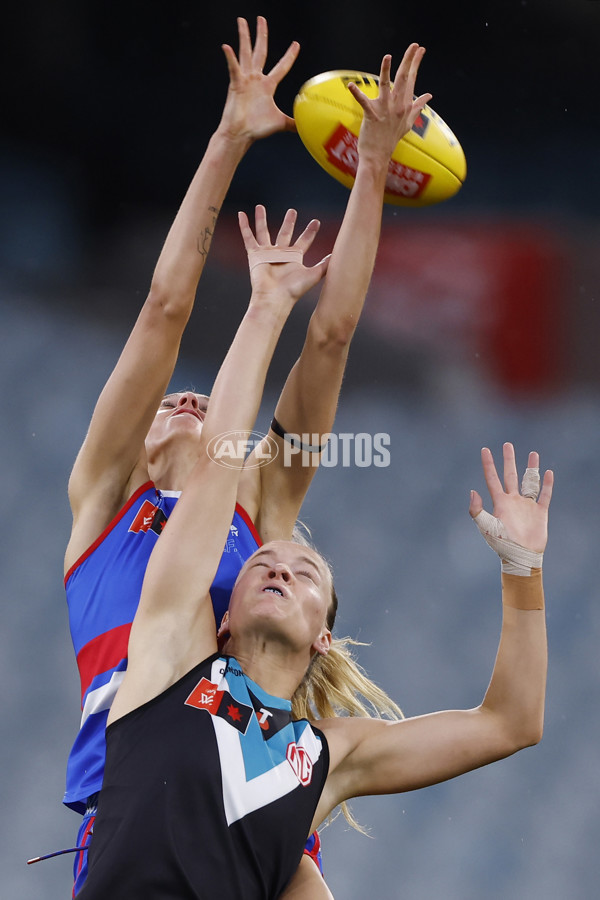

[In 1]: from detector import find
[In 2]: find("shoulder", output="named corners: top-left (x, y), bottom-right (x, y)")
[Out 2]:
top-left (65, 475), bottom-right (155, 576)
top-left (315, 716), bottom-right (392, 770)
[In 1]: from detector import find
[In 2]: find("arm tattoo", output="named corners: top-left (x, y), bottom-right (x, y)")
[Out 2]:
top-left (196, 206), bottom-right (219, 261)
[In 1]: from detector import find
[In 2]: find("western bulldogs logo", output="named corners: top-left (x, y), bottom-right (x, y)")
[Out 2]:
top-left (129, 500), bottom-right (168, 535)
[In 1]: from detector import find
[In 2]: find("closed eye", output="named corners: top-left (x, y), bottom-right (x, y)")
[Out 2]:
top-left (297, 570), bottom-right (316, 582)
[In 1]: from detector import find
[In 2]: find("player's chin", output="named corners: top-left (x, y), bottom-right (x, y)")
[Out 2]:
top-left (170, 416), bottom-right (204, 433)
top-left (250, 595), bottom-right (291, 624)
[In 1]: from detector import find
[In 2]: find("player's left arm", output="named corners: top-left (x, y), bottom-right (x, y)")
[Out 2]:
top-left (315, 445), bottom-right (553, 819)
top-left (247, 46), bottom-right (431, 541)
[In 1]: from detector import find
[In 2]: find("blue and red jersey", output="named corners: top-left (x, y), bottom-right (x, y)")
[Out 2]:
top-left (64, 481), bottom-right (261, 813)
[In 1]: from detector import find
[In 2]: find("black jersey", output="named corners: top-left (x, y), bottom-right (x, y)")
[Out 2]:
top-left (78, 653), bottom-right (329, 900)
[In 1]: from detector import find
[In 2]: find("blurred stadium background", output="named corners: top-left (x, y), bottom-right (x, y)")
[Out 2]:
top-left (2, 2), bottom-right (599, 898)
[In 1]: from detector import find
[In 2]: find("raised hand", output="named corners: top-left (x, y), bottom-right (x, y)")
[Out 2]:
top-left (238, 205), bottom-right (331, 301)
top-left (470, 444), bottom-right (554, 572)
top-left (347, 45), bottom-right (432, 164)
top-left (219, 16), bottom-right (299, 142)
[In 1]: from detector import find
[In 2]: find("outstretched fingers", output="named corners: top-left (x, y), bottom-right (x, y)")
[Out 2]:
top-left (252, 204), bottom-right (272, 245)
top-left (269, 206), bottom-right (322, 255)
top-left (247, 206), bottom-right (321, 255)
top-left (274, 208), bottom-right (298, 247)
top-left (473, 443), bottom-right (553, 562)
top-left (348, 43), bottom-right (431, 134)
top-left (392, 43), bottom-right (421, 90)
top-left (239, 209), bottom-right (329, 298)
top-left (239, 206), bottom-right (323, 272)
top-left (251, 15), bottom-right (268, 71)
top-left (406, 91), bottom-right (433, 132)
top-left (480, 443), bottom-right (554, 510)
top-left (221, 42), bottom-right (240, 81)
top-left (480, 446), bottom-right (504, 503)
top-left (346, 81), bottom-right (370, 113)
top-left (393, 44), bottom-right (425, 98)
top-left (378, 53), bottom-right (393, 91)
top-left (236, 17), bottom-right (253, 70)
top-left (394, 45), bottom-right (431, 125)
top-left (346, 54), bottom-right (393, 115)
top-left (237, 210), bottom-right (259, 252)
top-left (224, 17), bottom-right (298, 94)
top-left (538, 469), bottom-right (554, 510)
top-left (502, 442), bottom-right (520, 494)
top-left (469, 489), bottom-right (484, 519)
top-left (293, 217), bottom-right (321, 255)
top-left (267, 39), bottom-right (301, 84)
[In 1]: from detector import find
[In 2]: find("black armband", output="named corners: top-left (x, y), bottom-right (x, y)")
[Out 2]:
top-left (270, 417), bottom-right (328, 453)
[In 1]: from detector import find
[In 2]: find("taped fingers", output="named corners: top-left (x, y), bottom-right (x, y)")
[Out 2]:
top-left (521, 466), bottom-right (541, 500)
top-left (248, 247), bottom-right (304, 270)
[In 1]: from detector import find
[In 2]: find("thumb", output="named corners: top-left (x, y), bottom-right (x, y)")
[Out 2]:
top-left (296, 255), bottom-right (331, 297)
top-left (282, 114), bottom-right (298, 133)
top-left (312, 254), bottom-right (332, 282)
top-left (347, 82), bottom-right (369, 113)
top-left (304, 254), bottom-right (331, 288)
top-left (469, 489), bottom-right (483, 519)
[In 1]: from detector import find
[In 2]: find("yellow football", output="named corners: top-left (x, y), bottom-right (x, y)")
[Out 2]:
top-left (293, 70), bottom-right (466, 207)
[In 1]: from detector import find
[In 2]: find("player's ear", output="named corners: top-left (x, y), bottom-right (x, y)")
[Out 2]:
top-left (217, 611), bottom-right (230, 644)
top-left (312, 629), bottom-right (331, 657)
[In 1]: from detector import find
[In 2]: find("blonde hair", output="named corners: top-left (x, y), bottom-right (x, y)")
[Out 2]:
top-left (292, 637), bottom-right (403, 722)
top-left (290, 538), bottom-right (404, 834)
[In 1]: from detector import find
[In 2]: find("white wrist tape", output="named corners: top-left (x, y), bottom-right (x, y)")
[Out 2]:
top-left (472, 509), bottom-right (543, 576)
top-left (248, 247), bottom-right (303, 270)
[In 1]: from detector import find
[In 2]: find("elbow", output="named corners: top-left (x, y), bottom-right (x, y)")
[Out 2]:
top-left (310, 316), bottom-right (357, 356)
top-left (145, 281), bottom-right (194, 326)
top-left (504, 714), bottom-right (545, 754)
top-left (520, 717), bottom-right (545, 749)
top-left (480, 705), bottom-right (545, 757)
top-left (516, 702), bottom-right (546, 749)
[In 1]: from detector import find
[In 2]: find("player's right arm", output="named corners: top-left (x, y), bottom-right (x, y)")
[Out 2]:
top-left (65, 17), bottom-right (299, 570)
top-left (109, 218), bottom-right (328, 720)
top-left (241, 48), bottom-right (431, 539)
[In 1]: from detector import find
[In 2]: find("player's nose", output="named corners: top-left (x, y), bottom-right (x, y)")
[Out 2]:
top-left (269, 564), bottom-right (292, 582)
top-left (177, 392), bottom-right (199, 409)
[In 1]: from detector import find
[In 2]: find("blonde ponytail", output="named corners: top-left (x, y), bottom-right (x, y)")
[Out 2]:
top-left (286, 533), bottom-right (403, 832)
top-left (292, 636), bottom-right (403, 834)
top-left (292, 637), bottom-right (402, 722)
